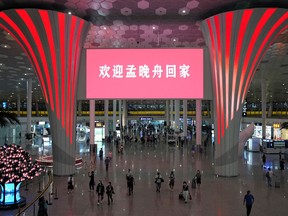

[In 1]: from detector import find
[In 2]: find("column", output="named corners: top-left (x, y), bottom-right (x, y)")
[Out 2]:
top-left (174, 100), bottom-right (180, 132)
top-left (0, 9), bottom-right (91, 175)
top-left (104, 100), bottom-right (109, 139)
top-left (113, 100), bottom-right (117, 132)
top-left (165, 100), bottom-right (169, 129)
top-left (183, 100), bottom-right (188, 137)
top-left (26, 78), bottom-right (32, 135)
top-left (118, 100), bottom-right (122, 129)
top-left (89, 100), bottom-right (95, 145)
top-left (261, 78), bottom-right (267, 139)
top-left (170, 100), bottom-right (174, 128)
top-left (196, 99), bottom-right (202, 146)
top-left (122, 100), bottom-right (127, 128)
top-left (17, 94), bottom-right (20, 117)
top-left (201, 8), bottom-right (288, 176)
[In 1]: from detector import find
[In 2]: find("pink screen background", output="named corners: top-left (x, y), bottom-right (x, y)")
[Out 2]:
top-left (86, 49), bottom-right (203, 99)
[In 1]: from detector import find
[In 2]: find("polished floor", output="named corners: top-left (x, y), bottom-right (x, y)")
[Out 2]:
top-left (3, 136), bottom-right (288, 216)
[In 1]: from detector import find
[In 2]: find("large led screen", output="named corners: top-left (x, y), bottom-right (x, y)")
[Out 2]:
top-left (86, 49), bottom-right (203, 99)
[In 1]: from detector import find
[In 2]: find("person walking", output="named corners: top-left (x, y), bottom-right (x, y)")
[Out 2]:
top-left (67, 175), bottom-right (74, 194)
top-left (88, 171), bottom-right (95, 191)
top-left (169, 170), bottom-right (175, 190)
top-left (195, 170), bottom-right (202, 187)
top-left (266, 168), bottom-right (276, 187)
top-left (155, 172), bottom-right (164, 192)
top-left (126, 171), bottom-right (135, 195)
top-left (106, 182), bottom-right (115, 205)
top-left (182, 181), bottom-right (191, 203)
top-left (99, 148), bottom-right (103, 160)
top-left (96, 180), bottom-right (105, 205)
top-left (105, 157), bottom-right (110, 172)
top-left (243, 190), bottom-right (254, 216)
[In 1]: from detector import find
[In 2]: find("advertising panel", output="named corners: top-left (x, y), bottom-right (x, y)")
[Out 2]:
top-left (86, 49), bottom-right (203, 99)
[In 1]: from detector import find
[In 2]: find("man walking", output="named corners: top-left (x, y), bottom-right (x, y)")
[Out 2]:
top-left (243, 190), bottom-right (254, 216)
top-left (105, 157), bottom-right (110, 172)
top-left (96, 180), bottom-right (105, 205)
top-left (106, 181), bottom-right (115, 205)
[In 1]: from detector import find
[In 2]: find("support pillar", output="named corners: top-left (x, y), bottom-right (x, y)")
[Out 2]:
top-left (104, 100), bottom-right (109, 139)
top-left (201, 8), bottom-right (288, 176)
top-left (183, 100), bottom-right (188, 137)
top-left (174, 100), bottom-right (180, 132)
top-left (196, 99), bottom-right (202, 146)
top-left (118, 100), bottom-right (122, 130)
top-left (261, 78), bottom-right (267, 139)
top-left (170, 100), bottom-right (174, 128)
top-left (89, 100), bottom-right (95, 145)
top-left (26, 78), bottom-right (32, 135)
top-left (165, 100), bottom-right (170, 128)
top-left (0, 9), bottom-right (91, 175)
top-left (113, 100), bottom-right (117, 132)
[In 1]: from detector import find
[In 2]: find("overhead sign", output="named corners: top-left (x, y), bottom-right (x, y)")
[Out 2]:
top-left (86, 49), bottom-right (203, 99)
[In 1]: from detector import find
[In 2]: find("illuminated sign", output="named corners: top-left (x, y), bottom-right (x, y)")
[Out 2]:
top-left (86, 49), bottom-right (203, 99)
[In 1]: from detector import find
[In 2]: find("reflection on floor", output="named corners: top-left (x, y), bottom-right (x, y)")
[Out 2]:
top-left (2, 137), bottom-right (288, 216)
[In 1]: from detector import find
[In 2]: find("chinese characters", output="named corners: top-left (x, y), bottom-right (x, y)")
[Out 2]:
top-left (98, 64), bottom-right (190, 79)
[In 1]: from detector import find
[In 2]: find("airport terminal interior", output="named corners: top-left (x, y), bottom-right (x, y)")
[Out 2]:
top-left (0, 0), bottom-right (288, 215)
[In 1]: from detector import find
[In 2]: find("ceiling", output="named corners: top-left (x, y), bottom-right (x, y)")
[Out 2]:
top-left (0, 0), bottom-right (287, 105)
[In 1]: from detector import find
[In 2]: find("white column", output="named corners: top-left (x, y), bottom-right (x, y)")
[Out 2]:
top-left (118, 100), bottom-right (122, 129)
top-left (122, 100), bottom-right (127, 127)
top-left (17, 94), bottom-right (20, 117)
top-left (89, 100), bottom-right (95, 145)
top-left (196, 99), bottom-right (202, 146)
top-left (113, 100), bottom-right (117, 132)
top-left (170, 100), bottom-right (174, 128)
top-left (165, 100), bottom-right (169, 128)
top-left (174, 100), bottom-right (180, 132)
top-left (261, 78), bottom-right (267, 139)
top-left (183, 100), bottom-right (188, 137)
top-left (26, 78), bottom-right (32, 135)
top-left (104, 100), bottom-right (109, 138)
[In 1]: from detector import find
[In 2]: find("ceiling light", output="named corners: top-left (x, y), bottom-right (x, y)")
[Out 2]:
top-left (68, 11), bottom-right (72, 15)
top-left (182, 10), bottom-right (186, 13)
top-left (24, 73), bottom-right (27, 76)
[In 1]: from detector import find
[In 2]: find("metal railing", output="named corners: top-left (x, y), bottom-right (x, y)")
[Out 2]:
top-left (15, 172), bottom-right (53, 216)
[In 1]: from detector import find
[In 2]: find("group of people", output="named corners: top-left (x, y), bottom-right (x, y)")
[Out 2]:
top-left (155, 170), bottom-right (202, 203)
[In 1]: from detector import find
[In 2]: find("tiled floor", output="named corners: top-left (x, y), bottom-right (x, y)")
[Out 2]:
top-left (3, 137), bottom-right (288, 216)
